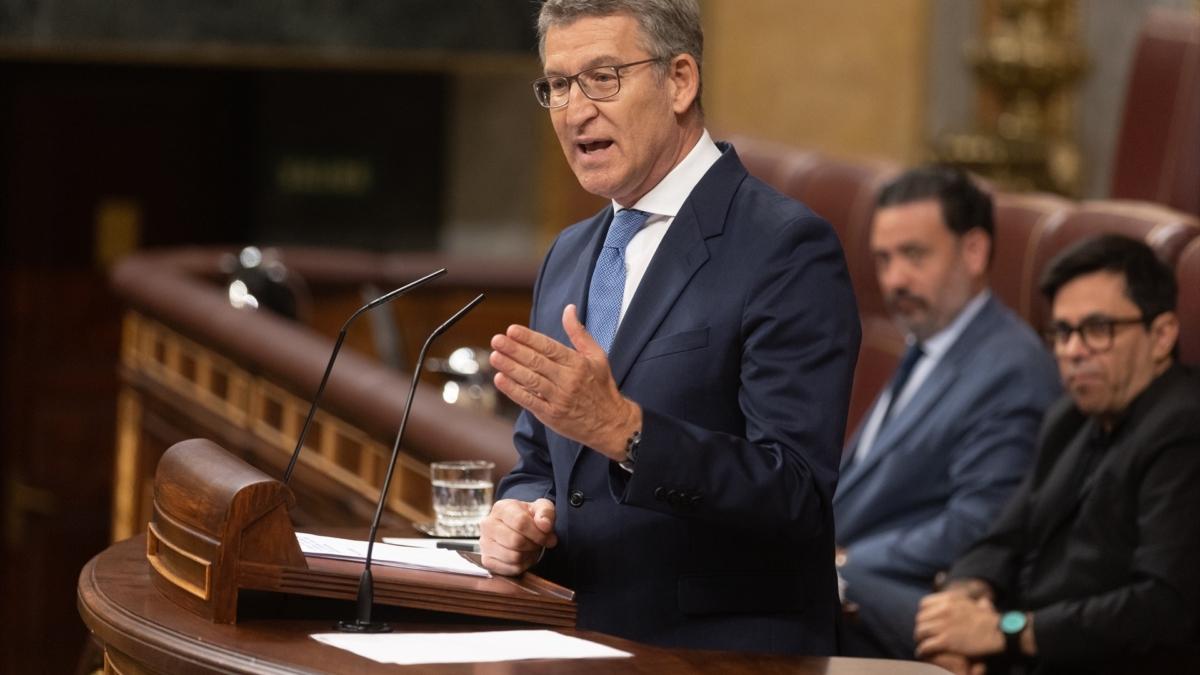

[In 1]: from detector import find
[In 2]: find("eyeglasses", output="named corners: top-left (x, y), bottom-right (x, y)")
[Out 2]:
top-left (1043, 315), bottom-right (1145, 353)
top-left (531, 58), bottom-right (661, 108)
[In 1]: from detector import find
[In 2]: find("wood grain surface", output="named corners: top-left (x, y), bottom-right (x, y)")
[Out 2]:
top-left (78, 537), bottom-right (945, 675)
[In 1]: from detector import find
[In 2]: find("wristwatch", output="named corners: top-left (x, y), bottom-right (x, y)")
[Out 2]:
top-left (999, 611), bottom-right (1028, 658)
top-left (618, 430), bottom-right (641, 472)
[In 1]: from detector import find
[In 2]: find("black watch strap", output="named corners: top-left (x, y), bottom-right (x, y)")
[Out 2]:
top-left (618, 430), bottom-right (641, 471)
top-left (999, 611), bottom-right (1028, 659)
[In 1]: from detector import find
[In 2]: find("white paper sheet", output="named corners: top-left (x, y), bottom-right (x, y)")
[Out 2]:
top-left (311, 630), bottom-right (632, 665)
top-left (296, 532), bottom-right (490, 578)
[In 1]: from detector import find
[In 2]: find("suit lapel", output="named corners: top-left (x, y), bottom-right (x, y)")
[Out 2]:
top-left (1028, 420), bottom-right (1096, 546)
top-left (569, 206), bottom-right (614, 332)
top-left (837, 361), bottom-right (961, 496)
top-left (834, 392), bottom-right (881, 503)
top-left (568, 144), bottom-right (746, 471)
top-left (840, 407), bottom-right (871, 473)
top-left (606, 198), bottom-right (710, 388)
top-left (835, 296), bottom-right (1005, 498)
top-left (554, 208), bottom-right (613, 469)
top-left (606, 143), bottom-right (746, 387)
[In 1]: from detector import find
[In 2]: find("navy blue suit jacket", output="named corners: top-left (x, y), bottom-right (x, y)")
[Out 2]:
top-left (497, 144), bottom-right (861, 655)
top-left (834, 296), bottom-right (1060, 655)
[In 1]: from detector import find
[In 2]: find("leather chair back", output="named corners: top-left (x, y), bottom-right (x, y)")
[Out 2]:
top-left (782, 156), bottom-right (902, 318)
top-left (1026, 201), bottom-right (1200, 330)
top-left (1110, 8), bottom-right (1200, 218)
top-left (1175, 238), bottom-right (1200, 367)
top-left (990, 192), bottom-right (1073, 322)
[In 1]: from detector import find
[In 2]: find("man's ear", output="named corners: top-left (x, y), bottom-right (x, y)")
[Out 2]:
top-left (1148, 311), bottom-right (1179, 362)
top-left (961, 228), bottom-right (991, 277)
top-left (667, 54), bottom-right (700, 115)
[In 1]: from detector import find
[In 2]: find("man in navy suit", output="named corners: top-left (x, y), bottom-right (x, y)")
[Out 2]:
top-left (477, 0), bottom-right (860, 655)
top-left (834, 166), bottom-right (1061, 661)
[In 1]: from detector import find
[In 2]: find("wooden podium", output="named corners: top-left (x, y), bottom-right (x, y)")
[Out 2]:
top-left (145, 438), bottom-right (575, 627)
top-left (81, 535), bottom-right (951, 674)
top-left (80, 437), bottom-right (948, 674)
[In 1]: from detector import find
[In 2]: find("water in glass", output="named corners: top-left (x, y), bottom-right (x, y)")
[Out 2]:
top-left (430, 461), bottom-right (494, 537)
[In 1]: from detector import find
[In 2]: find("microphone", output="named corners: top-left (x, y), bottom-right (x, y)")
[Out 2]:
top-left (336, 293), bottom-right (485, 633)
top-left (282, 268), bottom-right (447, 485)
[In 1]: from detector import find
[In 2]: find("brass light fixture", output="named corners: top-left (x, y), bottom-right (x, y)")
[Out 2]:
top-left (933, 0), bottom-right (1088, 196)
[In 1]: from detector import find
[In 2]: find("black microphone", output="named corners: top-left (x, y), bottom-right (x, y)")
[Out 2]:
top-left (282, 268), bottom-right (447, 485)
top-left (336, 293), bottom-right (485, 633)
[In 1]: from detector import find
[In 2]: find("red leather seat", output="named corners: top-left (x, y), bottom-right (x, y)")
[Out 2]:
top-left (727, 135), bottom-right (818, 192)
top-left (1110, 8), bottom-right (1200, 218)
top-left (1026, 201), bottom-right (1200, 329)
top-left (728, 135), bottom-right (1200, 436)
top-left (990, 192), bottom-right (1073, 323)
top-left (783, 156), bottom-right (902, 318)
top-left (1175, 238), bottom-right (1200, 367)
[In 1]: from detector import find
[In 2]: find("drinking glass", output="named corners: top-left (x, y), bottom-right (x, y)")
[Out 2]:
top-left (430, 460), bottom-right (494, 537)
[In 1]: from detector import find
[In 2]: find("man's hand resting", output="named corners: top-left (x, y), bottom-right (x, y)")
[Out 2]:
top-left (479, 498), bottom-right (557, 576)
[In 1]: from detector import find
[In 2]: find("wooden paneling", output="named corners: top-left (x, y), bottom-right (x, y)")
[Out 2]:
top-left (703, 0), bottom-right (932, 163)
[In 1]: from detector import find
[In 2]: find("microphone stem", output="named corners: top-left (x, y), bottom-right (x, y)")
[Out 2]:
top-left (362, 294), bottom-right (485, 573)
top-left (283, 268), bottom-right (446, 485)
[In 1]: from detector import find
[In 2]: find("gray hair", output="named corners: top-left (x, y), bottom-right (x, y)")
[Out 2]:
top-left (537, 0), bottom-right (704, 114)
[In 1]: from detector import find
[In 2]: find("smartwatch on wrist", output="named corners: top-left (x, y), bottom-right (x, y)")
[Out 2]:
top-left (999, 611), bottom-right (1028, 658)
top-left (618, 430), bottom-right (641, 472)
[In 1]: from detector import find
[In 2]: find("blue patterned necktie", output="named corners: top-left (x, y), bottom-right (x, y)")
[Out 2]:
top-left (881, 342), bottom-right (924, 426)
top-left (586, 209), bottom-right (652, 353)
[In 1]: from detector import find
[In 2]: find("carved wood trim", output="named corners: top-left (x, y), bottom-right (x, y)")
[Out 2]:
top-left (113, 310), bottom-right (434, 540)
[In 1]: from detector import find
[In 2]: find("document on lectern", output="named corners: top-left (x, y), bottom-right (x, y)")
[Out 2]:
top-left (296, 533), bottom-right (490, 578)
top-left (311, 630), bottom-right (632, 665)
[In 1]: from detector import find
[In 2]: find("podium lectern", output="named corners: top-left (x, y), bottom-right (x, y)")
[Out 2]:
top-left (145, 438), bottom-right (575, 627)
top-left (79, 437), bottom-right (947, 674)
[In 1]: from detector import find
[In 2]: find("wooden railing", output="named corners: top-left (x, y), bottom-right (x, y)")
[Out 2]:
top-left (109, 247), bottom-right (538, 541)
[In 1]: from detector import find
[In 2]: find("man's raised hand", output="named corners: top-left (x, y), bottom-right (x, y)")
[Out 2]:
top-left (489, 304), bottom-right (640, 460)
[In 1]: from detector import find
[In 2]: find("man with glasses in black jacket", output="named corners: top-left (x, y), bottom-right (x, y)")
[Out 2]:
top-left (914, 234), bottom-right (1200, 674)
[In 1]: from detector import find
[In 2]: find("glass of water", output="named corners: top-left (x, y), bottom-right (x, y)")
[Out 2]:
top-left (430, 460), bottom-right (494, 537)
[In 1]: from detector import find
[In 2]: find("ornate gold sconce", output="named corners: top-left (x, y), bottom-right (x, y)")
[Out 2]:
top-left (933, 0), bottom-right (1088, 196)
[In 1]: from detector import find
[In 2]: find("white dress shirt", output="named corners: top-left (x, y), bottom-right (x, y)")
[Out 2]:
top-left (853, 289), bottom-right (992, 464)
top-left (611, 129), bottom-right (722, 324)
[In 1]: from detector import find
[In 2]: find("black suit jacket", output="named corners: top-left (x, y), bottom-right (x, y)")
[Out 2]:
top-left (949, 363), bottom-right (1200, 673)
top-left (498, 144), bottom-right (861, 654)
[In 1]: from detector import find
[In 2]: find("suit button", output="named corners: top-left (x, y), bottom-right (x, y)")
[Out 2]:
top-left (667, 490), bottom-right (681, 505)
top-left (688, 495), bottom-right (702, 510)
top-left (568, 490), bottom-right (585, 507)
top-left (654, 487), bottom-right (667, 502)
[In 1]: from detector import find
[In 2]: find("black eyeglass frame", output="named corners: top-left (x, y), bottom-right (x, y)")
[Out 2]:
top-left (531, 58), bottom-right (663, 109)
top-left (1043, 315), bottom-right (1146, 353)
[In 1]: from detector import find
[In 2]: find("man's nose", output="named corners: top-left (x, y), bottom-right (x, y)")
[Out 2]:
top-left (877, 261), bottom-right (909, 294)
top-left (563, 81), bottom-right (599, 124)
top-left (1058, 330), bottom-right (1090, 359)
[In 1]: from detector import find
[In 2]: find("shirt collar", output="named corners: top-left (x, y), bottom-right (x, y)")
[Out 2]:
top-left (913, 289), bottom-right (992, 361)
top-left (613, 129), bottom-right (722, 218)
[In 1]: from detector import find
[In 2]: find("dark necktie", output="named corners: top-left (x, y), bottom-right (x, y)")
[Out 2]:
top-left (586, 209), bottom-right (651, 354)
top-left (881, 342), bottom-right (924, 426)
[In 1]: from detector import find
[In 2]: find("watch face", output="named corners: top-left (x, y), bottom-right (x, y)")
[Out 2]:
top-left (1000, 611), bottom-right (1027, 635)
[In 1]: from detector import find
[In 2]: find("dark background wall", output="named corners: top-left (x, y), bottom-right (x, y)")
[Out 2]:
top-left (0, 3), bottom-right (537, 672)
top-left (0, 0), bottom-right (537, 52)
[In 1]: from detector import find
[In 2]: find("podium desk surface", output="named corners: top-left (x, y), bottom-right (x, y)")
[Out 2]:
top-left (79, 537), bottom-right (942, 675)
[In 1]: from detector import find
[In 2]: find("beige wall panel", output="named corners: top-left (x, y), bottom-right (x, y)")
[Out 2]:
top-left (704, 0), bottom-right (931, 162)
